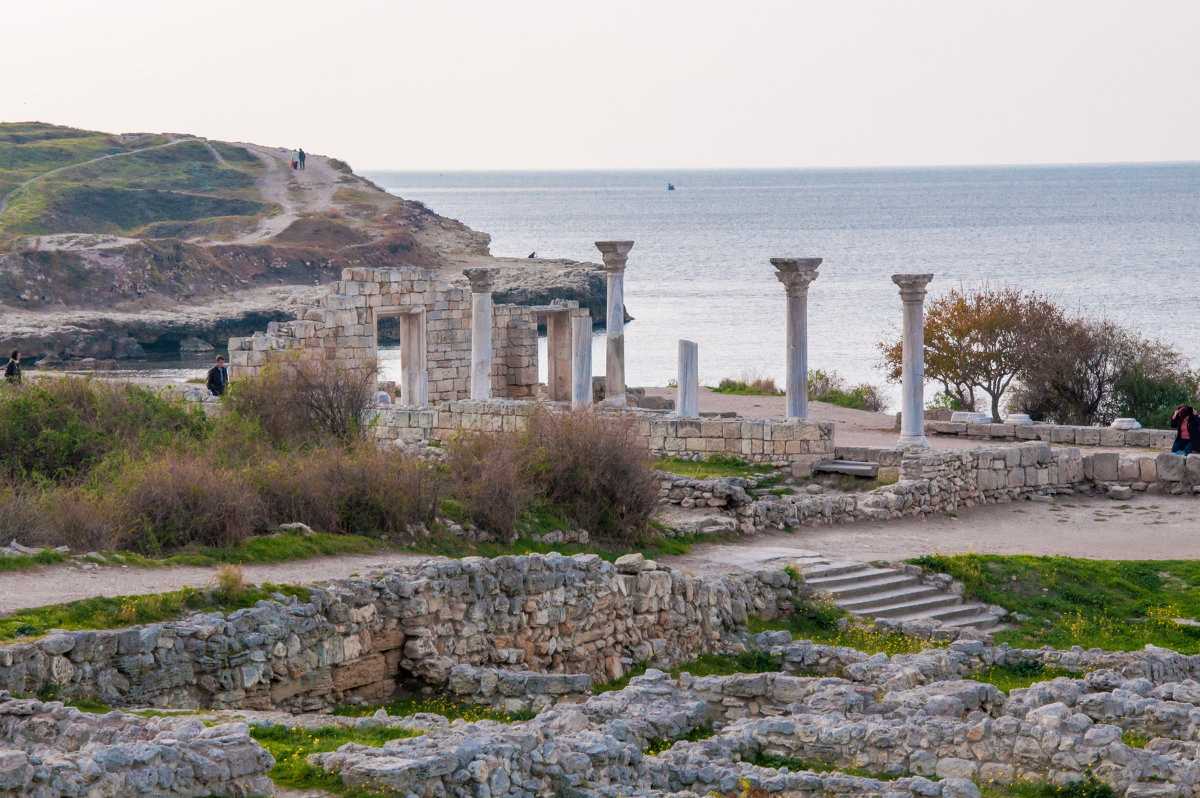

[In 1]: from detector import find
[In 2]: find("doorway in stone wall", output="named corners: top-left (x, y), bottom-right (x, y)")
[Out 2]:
top-left (375, 306), bottom-right (427, 407)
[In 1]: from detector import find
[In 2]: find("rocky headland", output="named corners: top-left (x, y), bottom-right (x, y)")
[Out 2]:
top-left (0, 122), bottom-right (605, 364)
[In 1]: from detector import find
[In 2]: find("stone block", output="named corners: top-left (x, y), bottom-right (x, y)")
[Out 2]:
top-left (1139, 457), bottom-right (1158, 483)
top-left (1157, 452), bottom-right (1186, 482)
top-left (1099, 428), bottom-right (1126, 447)
top-left (1117, 456), bottom-right (1140, 482)
top-left (332, 653), bottom-right (387, 691)
top-left (1076, 428), bottom-right (1102, 446)
top-left (1090, 452), bottom-right (1119, 482)
top-left (1186, 454), bottom-right (1200, 485)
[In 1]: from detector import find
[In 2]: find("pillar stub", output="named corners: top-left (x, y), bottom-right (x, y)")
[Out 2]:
top-left (595, 241), bottom-right (634, 273)
top-left (891, 273), bottom-right (933, 302)
top-left (771, 257), bottom-right (822, 296)
top-left (464, 268), bottom-right (496, 293)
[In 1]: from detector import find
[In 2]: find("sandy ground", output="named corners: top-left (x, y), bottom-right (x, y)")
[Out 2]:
top-left (0, 551), bottom-right (440, 615)
top-left (661, 492), bottom-right (1200, 576)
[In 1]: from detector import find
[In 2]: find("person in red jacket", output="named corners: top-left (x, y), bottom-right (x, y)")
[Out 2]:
top-left (1170, 405), bottom-right (1199, 455)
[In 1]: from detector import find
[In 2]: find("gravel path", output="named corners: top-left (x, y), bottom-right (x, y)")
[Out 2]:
top-left (0, 551), bottom-right (441, 615)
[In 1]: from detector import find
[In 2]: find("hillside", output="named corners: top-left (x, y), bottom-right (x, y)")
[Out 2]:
top-left (0, 122), bottom-right (604, 361)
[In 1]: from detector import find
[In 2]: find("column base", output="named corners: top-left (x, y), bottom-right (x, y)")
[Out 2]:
top-left (600, 394), bottom-right (627, 408)
top-left (897, 434), bottom-right (931, 449)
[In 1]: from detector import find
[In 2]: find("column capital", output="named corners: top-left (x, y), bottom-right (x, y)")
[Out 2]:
top-left (771, 257), bottom-right (822, 296)
top-left (891, 273), bottom-right (933, 303)
top-left (595, 240), bottom-right (634, 273)
top-left (464, 268), bottom-right (496, 293)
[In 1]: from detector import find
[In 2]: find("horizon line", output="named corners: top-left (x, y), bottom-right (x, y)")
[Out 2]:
top-left (357, 158), bottom-right (1200, 173)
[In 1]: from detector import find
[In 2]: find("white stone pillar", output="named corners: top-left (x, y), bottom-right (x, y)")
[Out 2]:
top-left (399, 309), bottom-right (428, 407)
top-left (892, 273), bottom-right (934, 448)
top-left (465, 268), bottom-right (495, 400)
top-left (677, 339), bottom-right (699, 418)
top-left (570, 314), bottom-right (592, 409)
top-left (595, 240), bottom-right (633, 405)
top-left (771, 257), bottom-right (822, 420)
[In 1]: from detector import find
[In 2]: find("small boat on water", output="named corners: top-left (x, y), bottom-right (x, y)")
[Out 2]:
top-left (667, 182), bottom-right (675, 191)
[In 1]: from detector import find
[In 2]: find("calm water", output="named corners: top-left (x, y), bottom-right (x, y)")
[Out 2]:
top-left (366, 164), bottom-right (1200, 406)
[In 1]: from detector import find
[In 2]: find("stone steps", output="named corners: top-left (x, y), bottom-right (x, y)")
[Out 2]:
top-left (812, 460), bottom-right (880, 478)
top-left (801, 561), bottom-right (998, 631)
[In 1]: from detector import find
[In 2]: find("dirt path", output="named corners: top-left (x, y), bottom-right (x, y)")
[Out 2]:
top-left (0, 551), bottom-right (441, 615)
top-left (0, 137), bottom-right (198, 217)
top-left (662, 492), bottom-right (1200, 576)
top-left (233, 144), bottom-right (347, 244)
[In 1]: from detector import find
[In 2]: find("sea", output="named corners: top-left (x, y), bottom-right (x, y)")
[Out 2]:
top-left (365, 163), bottom-right (1200, 407)
top-left (104, 164), bottom-right (1200, 408)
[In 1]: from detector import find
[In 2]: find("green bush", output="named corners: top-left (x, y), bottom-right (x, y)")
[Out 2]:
top-left (807, 369), bottom-right (889, 412)
top-left (1112, 366), bottom-right (1199, 429)
top-left (0, 378), bottom-right (210, 481)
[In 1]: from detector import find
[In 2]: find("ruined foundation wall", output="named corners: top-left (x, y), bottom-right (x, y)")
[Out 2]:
top-left (0, 555), bottom-right (799, 713)
top-left (927, 419), bottom-right (1175, 449)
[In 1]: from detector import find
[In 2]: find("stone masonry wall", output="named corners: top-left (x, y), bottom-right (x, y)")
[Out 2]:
top-left (227, 266), bottom-right (540, 402)
top-left (927, 419), bottom-right (1175, 449)
top-left (372, 400), bottom-right (836, 471)
top-left (0, 555), bottom-right (799, 713)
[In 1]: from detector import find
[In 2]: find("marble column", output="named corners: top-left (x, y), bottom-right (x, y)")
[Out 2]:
top-left (595, 240), bottom-right (634, 405)
top-left (570, 314), bottom-right (593, 409)
top-left (399, 309), bottom-right (428, 407)
top-left (677, 340), bottom-right (699, 418)
top-left (770, 257), bottom-right (822, 419)
top-left (465, 268), bottom-right (495, 400)
top-left (892, 273), bottom-right (934, 448)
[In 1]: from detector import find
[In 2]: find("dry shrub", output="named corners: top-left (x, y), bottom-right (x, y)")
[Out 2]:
top-left (41, 490), bottom-right (115, 551)
top-left (0, 483), bottom-right (45, 546)
top-left (444, 431), bottom-right (535, 538)
top-left (214, 564), bottom-right (246, 602)
top-left (254, 446), bottom-right (440, 537)
top-left (112, 451), bottom-right (260, 555)
top-left (524, 409), bottom-right (659, 545)
top-left (225, 355), bottom-right (378, 446)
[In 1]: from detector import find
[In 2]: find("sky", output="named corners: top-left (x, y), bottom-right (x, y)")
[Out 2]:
top-left (3, 0), bottom-right (1198, 170)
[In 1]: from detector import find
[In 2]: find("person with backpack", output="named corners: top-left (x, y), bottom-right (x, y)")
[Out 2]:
top-left (4, 350), bottom-right (19, 384)
top-left (206, 355), bottom-right (229, 397)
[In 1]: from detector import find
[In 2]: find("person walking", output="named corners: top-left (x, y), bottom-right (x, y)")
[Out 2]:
top-left (4, 350), bottom-right (20, 384)
top-left (1170, 405), bottom-right (1198, 455)
top-left (290, 150), bottom-right (298, 170)
top-left (206, 355), bottom-right (229, 397)
top-left (298, 148), bottom-right (306, 170)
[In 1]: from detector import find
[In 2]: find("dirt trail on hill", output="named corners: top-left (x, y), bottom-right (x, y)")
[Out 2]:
top-left (233, 145), bottom-right (352, 244)
top-left (0, 137), bottom-right (198, 217)
top-left (0, 551), bottom-right (441, 615)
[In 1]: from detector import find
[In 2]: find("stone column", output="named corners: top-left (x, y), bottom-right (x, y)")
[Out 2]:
top-left (892, 273), bottom-right (934, 448)
top-left (570, 314), bottom-right (592, 408)
top-left (595, 240), bottom-right (634, 405)
top-left (465, 268), bottom-right (495, 401)
top-left (770, 257), bottom-right (822, 420)
top-left (677, 340), bottom-right (699, 418)
top-left (545, 311), bottom-right (572, 402)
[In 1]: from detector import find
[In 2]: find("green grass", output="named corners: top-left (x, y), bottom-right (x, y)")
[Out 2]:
top-left (909, 553), bottom-right (1200, 653)
top-left (710, 378), bottom-right (783, 396)
top-left (970, 663), bottom-right (1078, 693)
top-left (643, 722), bottom-right (716, 755)
top-left (652, 454), bottom-right (777, 480)
top-left (153, 530), bottom-right (388, 567)
top-left (332, 695), bottom-right (536, 723)
top-left (746, 750), bottom-right (917, 781)
top-left (0, 584), bottom-right (311, 642)
top-left (747, 594), bottom-right (941, 657)
top-left (0, 549), bottom-right (67, 572)
top-left (1121, 730), bottom-right (1150, 748)
top-left (251, 723), bottom-right (419, 796)
top-left (979, 777), bottom-right (1114, 798)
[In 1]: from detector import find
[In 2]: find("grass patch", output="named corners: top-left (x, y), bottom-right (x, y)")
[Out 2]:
top-left (643, 722), bottom-right (716, 755)
top-left (156, 530), bottom-right (388, 567)
top-left (1121, 730), bottom-right (1150, 748)
top-left (64, 696), bottom-right (115, 714)
top-left (979, 777), bottom-right (1114, 798)
top-left (0, 549), bottom-right (67, 572)
top-left (652, 454), bottom-right (777, 480)
top-left (0, 584), bottom-right (311, 642)
top-left (970, 662), bottom-right (1078, 693)
top-left (332, 695), bottom-right (536, 724)
top-left (710, 378), bottom-right (782, 396)
top-left (747, 592), bottom-right (939, 656)
top-left (251, 723), bottom-right (419, 796)
top-left (909, 553), bottom-right (1200, 653)
top-left (747, 750), bottom-right (915, 780)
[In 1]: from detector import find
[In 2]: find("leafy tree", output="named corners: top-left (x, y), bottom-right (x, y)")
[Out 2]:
top-left (880, 285), bottom-right (1061, 422)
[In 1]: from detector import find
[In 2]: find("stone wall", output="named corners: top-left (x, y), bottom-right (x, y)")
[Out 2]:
top-left (0, 554), bottom-right (799, 713)
top-left (0, 693), bottom-right (273, 796)
top-left (1081, 450), bottom-right (1200, 496)
top-left (227, 266), bottom-right (548, 402)
top-left (373, 399), bottom-right (836, 470)
top-left (927, 419), bottom-right (1175, 449)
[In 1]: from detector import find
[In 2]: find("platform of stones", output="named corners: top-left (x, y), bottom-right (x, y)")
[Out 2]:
top-left (7, 553), bottom-right (1200, 797)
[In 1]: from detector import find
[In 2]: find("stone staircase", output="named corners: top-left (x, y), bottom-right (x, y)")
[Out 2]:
top-left (801, 561), bottom-right (1000, 630)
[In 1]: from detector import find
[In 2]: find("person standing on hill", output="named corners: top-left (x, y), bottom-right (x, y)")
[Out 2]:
top-left (1170, 405), bottom-right (1198, 455)
top-left (4, 350), bottom-right (20, 384)
top-left (299, 148), bottom-right (306, 170)
top-left (206, 355), bottom-right (229, 398)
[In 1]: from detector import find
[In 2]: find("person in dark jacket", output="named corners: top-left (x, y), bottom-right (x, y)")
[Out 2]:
top-left (4, 350), bottom-right (20, 384)
top-left (1170, 405), bottom-right (1199, 455)
top-left (206, 355), bottom-right (229, 397)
